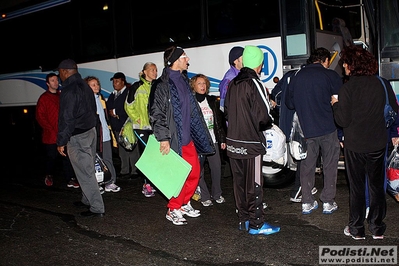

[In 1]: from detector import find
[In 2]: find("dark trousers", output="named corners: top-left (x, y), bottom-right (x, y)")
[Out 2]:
top-left (44, 143), bottom-right (75, 182)
top-left (300, 130), bottom-right (340, 204)
top-left (198, 144), bottom-right (222, 201)
top-left (345, 147), bottom-right (387, 237)
top-left (230, 155), bottom-right (264, 229)
top-left (134, 129), bottom-right (151, 154)
top-left (117, 130), bottom-right (140, 175)
top-left (68, 127), bottom-right (104, 213)
top-left (290, 160), bottom-right (301, 198)
top-left (134, 129), bottom-right (152, 184)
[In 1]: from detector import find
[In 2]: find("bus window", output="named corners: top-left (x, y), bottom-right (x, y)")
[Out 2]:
top-left (207, 0), bottom-right (280, 40)
top-left (390, 80), bottom-right (399, 101)
top-left (315, 0), bottom-right (362, 39)
top-left (381, 0), bottom-right (399, 50)
top-left (132, 0), bottom-right (202, 51)
top-left (284, 0), bottom-right (307, 57)
top-left (77, 0), bottom-right (115, 61)
top-left (0, 4), bottom-right (70, 73)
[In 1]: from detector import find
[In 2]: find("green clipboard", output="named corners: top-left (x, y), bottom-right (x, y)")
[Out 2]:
top-left (135, 134), bottom-right (192, 199)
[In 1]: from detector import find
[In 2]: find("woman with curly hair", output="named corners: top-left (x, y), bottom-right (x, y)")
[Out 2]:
top-left (331, 45), bottom-right (399, 240)
top-left (190, 74), bottom-right (226, 207)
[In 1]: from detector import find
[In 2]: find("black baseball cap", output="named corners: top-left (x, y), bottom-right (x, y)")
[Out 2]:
top-left (57, 59), bottom-right (77, 70)
top-left (110, 72), bottom-right (126, 81)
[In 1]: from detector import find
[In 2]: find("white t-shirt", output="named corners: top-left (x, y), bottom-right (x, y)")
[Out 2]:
top-left (198, 98), bottom-right (216, 143)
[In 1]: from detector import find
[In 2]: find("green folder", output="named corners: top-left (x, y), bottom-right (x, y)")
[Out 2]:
top-left (135, 134), bottom-right (192, 199)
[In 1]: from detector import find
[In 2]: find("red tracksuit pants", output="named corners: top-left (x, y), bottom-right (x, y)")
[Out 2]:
top-left (167, 141), bottom-right (200, 210)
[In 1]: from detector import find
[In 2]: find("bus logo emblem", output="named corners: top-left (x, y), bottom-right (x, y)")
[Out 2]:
top-left (258, 45), bottom-right (278, 83)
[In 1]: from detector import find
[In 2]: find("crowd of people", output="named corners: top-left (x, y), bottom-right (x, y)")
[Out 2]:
top-left (34, 43), bottom-right (399, 237)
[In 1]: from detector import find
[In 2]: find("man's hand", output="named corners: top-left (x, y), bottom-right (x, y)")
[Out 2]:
top-left (57, 146), bottom-right (67, 156)
top-left (331, 95), bottom-right (338, 106)
top-left (160, 141), bottom-right (170, 155)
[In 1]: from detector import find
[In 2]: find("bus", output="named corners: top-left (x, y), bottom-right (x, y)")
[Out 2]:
top-left (1, 0), bottom-right (398, 187)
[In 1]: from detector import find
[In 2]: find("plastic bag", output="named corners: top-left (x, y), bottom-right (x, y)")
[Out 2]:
top-left (95, 153), bottom-right (112, 185)
top-left (264, 124), bottom-right (286, 165)
top-left (289, 112), bottom-right (307, 160)
top-left (118, 118), bottom-right (137, 150)
top-left (387, 145), bottom-right (399, 181)
top-left (387, 179), bottom-right (399, 201)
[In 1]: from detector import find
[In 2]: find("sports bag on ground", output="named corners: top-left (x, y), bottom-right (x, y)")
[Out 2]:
top-left (95, 153), bottom-right (112, 185)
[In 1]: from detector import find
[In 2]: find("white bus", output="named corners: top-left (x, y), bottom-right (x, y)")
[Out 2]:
top-left (1, 0), bottom-right (398, 186)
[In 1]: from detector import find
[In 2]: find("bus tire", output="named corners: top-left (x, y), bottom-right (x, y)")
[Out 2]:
top-left (263, 167), bottom-right (296, 188)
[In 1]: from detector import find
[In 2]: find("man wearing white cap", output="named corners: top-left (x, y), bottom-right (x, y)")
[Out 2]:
top-left (225, 45), bottom-right (280, 235)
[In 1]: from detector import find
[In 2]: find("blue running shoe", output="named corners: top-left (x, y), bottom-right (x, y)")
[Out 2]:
top-left (248, 222), bottom-right (280, 235)
top-left (238, 221), bottom-right (249, 231)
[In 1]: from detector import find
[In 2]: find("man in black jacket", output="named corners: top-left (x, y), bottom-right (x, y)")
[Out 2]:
top-left (150, 46), bottom-right (215, 226)
top-left (57, 59), bottom-right (104, 217)
top-left (225, 45), bottom-right (280, 235)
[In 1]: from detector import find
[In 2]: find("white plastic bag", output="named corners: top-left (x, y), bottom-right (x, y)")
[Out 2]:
top-left (386, 145), bottom-right (399, 201)
top-left (264, 124), bottom-right (286, 165)
top-left (289, 112), bottom-right (307, 160)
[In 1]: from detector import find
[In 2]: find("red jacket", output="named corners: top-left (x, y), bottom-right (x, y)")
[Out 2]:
top-left (36, 90), bottom-right (60, 144)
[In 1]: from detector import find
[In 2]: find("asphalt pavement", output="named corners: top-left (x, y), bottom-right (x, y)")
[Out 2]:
top-left (1, 146), bottom-right (399, 266)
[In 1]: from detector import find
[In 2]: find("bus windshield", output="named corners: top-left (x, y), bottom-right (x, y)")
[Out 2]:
top-left (380, 0), bottom-right (399, 56)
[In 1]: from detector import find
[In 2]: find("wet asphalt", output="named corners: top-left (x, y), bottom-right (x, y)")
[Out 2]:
top-left (1, 142), bottom-right (399, 266)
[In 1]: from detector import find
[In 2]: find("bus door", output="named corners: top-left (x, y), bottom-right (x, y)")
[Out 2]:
top-left (281, 0), bottom-right (368, 76)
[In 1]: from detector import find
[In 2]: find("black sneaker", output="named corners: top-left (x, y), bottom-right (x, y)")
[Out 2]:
top-left (344, 226), bottom-right (365, 240)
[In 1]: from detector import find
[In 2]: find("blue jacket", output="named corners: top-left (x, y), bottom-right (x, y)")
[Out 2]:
top-left (286, 63), bottom-right (342, 138)
top-left (150, 68), bottom-right (215, 156)
top-left (219, 65), bottom-right (240, 112)
top-left (271, 69), bottom-right (298, 138)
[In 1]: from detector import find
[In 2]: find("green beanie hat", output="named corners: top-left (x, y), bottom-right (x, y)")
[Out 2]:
top-left (243, 45), bottom-right (264, 69)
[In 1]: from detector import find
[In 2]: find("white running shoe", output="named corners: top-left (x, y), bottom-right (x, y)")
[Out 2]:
top-left (166, 209), bottom-right (187, 225)
top-left (322, 202), bottom-right (338, 214)
top-left (201, 200), bottom-right (213, 207)
top-left (215, 196), bottom-right (225, 204)
top-left (302, 200), bottom-right (318, 214)
top-left (105, 183), bottom-right (121, 192)
top-left (180, 201), bottom-right (200, 217)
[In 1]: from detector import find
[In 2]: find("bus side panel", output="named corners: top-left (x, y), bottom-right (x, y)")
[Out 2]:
top-left (0, 37), bottom-right (283, 107)
top-left (79, 37), bottom-right (283, 98)
top-left (0, 74), bottom-right (46, 107)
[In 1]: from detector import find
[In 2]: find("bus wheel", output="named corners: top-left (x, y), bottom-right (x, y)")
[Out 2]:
top-left (262, 166), bottom-right (295, 188)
